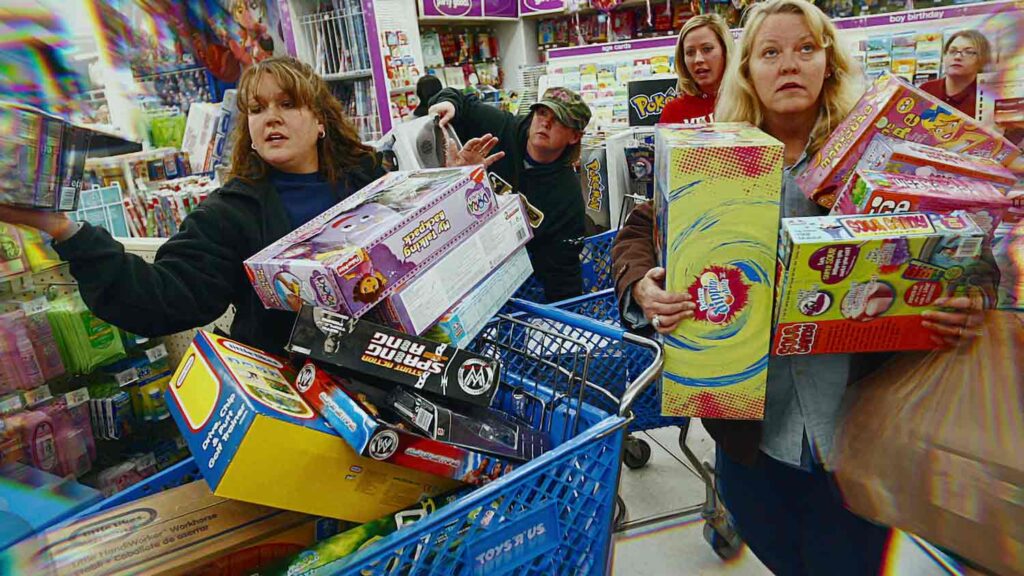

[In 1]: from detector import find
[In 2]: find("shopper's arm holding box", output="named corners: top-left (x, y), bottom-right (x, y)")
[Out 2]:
top-left (429, 88), bottom-right (520, 183)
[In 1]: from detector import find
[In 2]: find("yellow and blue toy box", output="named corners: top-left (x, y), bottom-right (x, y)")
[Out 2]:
top-left (654, 123), bottom-right (783, 420)
top-left (165, 331), bottom-right (459, 521)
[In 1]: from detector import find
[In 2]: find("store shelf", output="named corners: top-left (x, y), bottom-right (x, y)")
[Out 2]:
top-left (323, 69), bottom-right (374, 82)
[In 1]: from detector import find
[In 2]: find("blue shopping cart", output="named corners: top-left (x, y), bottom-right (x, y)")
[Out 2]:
top-left (512, 229), bottom-right (618, 303)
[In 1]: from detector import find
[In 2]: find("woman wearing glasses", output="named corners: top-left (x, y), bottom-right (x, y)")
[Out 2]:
top-left (919, 30), bottom-right (991, 118)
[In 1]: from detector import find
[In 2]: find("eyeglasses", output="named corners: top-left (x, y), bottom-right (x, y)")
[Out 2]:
top-left (946, 48), bottom-right (979, 58)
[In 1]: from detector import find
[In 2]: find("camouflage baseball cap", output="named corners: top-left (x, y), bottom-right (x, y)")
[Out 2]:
top-left (530, 87), bottom-right (591, 132)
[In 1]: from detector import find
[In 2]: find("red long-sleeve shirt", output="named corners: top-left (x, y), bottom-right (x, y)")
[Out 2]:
top-left (658, 91), bottom-right (716, 124)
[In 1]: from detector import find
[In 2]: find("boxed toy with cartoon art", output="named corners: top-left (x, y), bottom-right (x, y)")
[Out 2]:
top-left (773, 212), bottom-right (989, 356)
top-left (293, 361), bottom-right (522, 485)
top-left (831, 170), bottom-right (1011, 234)
top-left (164, 331), bottom-right (458, 521)
top-left (797, 74), bottom-right (1024, 208)
top-left (287, 306), bottom-right (500, 407)
top-left (370, 194), bottom-right (533, 335)
top-left (245, 166), bottom-right (498, 317)
top-left (849, 135), bottom-right (1018, 194)
top-left (654, 123), bottom-right (784, 420)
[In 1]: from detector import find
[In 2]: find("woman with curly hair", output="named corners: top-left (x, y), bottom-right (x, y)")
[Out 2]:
top-left (0, 57), bottom-right (495, 354)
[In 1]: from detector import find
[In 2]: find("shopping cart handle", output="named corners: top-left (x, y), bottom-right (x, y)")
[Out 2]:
top-left (507, 298), bottom-right (627, 342)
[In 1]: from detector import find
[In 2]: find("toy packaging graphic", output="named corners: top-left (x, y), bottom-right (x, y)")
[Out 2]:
top-left (387, 386), bottom-right (551, 463)
top-left (654, 123), bottom-right (783, 420)
top-left (797, 74), bottom-right (1024, 208)
top-left (852, 135), bottom-right (1019, 194)
top-left (831, 170), bottom-right (1011, 235)
top-left (774, 212), bottom-right (988, 356)
top-left (288, 306), bottom-right (501, 407)
top-left (371, 194), bottom-right (533, 335)
top-left (245, 166), bottom-right (498, 318)
top-left (164, 331), bottom-right (457, 521)
top-left (425, 247), bottom-right (533, 347)
top-left (580, 141), bottom-right (611, 231)
top-left (294, 362), bottom-right (519, 485)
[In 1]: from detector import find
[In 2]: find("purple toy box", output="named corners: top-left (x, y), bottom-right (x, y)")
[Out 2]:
top-left (245, 166), bottom-right (498, 317)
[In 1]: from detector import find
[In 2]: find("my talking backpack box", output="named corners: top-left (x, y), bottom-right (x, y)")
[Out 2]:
top-left (288, 306), bottom-right (500, 408)
top-left (294, 361), bottom-right (519, 485)
top-left (3, 480), bottom-right (336, 576)
top-left (370, 193), bottom-right (533, 335)
top-left (654, 123), bottom-right (783, 420)
top-left (831, 169), bottom-right (1011, 234)
top-left (797, 74), bottom-right (1024, 208)
top-left (773, 212), bottom-right (988, 356)
top-left (164, 332), bottom-right (458, 521)
top-left (852, 135), bottom-right (1018, 194)
top-left (245, 166), bottom-right (498, 318)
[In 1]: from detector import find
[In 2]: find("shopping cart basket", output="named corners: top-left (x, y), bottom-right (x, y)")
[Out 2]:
top-left (548, 288), bottom-right (743, 559)
top-left (512, 229), bottom-right (618, 303)
top-left (302, 298), bottom-right (662, 575)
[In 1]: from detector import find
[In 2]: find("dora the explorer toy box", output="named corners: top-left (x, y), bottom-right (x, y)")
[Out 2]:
top-left (797, 74), bottom-right (1024, 208)
top-left (245, 166), bottom-right (497, 318)
top-left (165, 331), bottom-right (458, 521)
top-left (654, 123), bottom-right (783, 420)
top-left (773, 212), bottom-right (989, 356)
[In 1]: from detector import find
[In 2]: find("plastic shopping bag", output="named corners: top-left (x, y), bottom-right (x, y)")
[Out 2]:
top-left (830, 311), bottom-right (1024, 576)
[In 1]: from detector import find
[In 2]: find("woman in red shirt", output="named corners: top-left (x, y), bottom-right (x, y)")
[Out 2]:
top-left (919, 30), bottom-right (990, 118)
top-left (659, 14), bottom-right (734, 124)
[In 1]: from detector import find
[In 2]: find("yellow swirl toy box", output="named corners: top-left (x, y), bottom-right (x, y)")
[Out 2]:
top-left (773, 212), bottom-right (988, 356)
top-left (165, 332), bottom-right (458, 521)
top-left (655, 123), bottom-right (783, 420)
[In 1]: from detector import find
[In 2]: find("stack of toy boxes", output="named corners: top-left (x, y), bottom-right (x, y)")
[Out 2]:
top-left (797, 74), bottom-right (1024, 209)
top-left (654, 123), bottom-right (783, 420)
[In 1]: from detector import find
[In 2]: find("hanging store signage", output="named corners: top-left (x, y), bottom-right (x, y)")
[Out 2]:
top-left (627, 77), bottom-right (680, 126)
top-left (419, 0), bottom-right (519, 19)
top-left (519, 0), bottom-right (565, 15)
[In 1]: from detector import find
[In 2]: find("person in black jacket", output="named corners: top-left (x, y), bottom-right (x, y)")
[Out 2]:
top-left (0, 57), bottom-right (497, 355)
top-left (429, 87), bottom-right (591, 302)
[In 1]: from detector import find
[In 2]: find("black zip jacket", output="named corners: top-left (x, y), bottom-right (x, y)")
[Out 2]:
top-left (430, 88), bottom-right (585, 302)
top-left (54, 156), bottom-right (385, 355)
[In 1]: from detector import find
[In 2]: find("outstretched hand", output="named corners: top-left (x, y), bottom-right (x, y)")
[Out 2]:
top-left (446, 134), bottom-right (506, 169)
top-left (0, 206), bottom-right (77, 241)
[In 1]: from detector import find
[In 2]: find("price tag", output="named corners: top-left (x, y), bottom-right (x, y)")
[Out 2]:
top-left (21, 297), bottom-right (50, 315)
top-left (23, 385), bottom-right (53, 407)
top-left (65, 388), bottom-right (90, 409)
top-left (146, 344), bottom-right (169, 363)
top-left (115, 368), bottom-right (139, 386)
top-left (0, 395), bottom-right (25, 414)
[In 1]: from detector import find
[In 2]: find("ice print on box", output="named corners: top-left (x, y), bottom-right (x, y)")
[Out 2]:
top-left (797, 74), bottom-right (1024, 209)
top-left (654, 123), bottom-right (783, 420)
top-left (773, 212), bottom-right (989, 355)
top-left (245, 167), bottom-right (497, 319)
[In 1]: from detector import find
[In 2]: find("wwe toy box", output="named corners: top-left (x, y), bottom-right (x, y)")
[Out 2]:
top-left (294, 362), bottom-right (520, 485)
top-left (851, 135), bottom-right (1018, 193)
top-left (245, 166), bottom-right (497, 317)
top-left (654, 123), bottom-right (783, 420)
top-left (165, 331), bottom-right (457, 521)
top-left (425, 248), bottom-right (533, 347)
top-left (773, 212), bottom-right (988, 356)
top-left (831, 170), bottom-right (1011, 234)
top-left (288, 306), bottom-right (500, 407)
top-left (371, 194), bottom-right (533, 335)
top-left (797, 74), bottom-right (1024, 208)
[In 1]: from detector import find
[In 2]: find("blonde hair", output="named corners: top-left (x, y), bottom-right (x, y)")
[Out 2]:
top-left (944, 29), bottom-right (992, 71)
top-left (674, 14), bottom-right (735, 96)
top-left (716, 0), bottom-right (863, 156)
top-left (229, 56), bottom-right (374, 184)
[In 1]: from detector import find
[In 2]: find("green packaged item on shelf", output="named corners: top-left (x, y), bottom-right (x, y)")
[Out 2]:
top-left (47, 293), bottom-right (126, 375)
top-left (149, 114), bottom-right (187, 149)
top-left (259, 488), bottom-right (484, 576)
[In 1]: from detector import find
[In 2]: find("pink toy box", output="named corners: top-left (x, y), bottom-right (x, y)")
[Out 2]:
top-left (245, 167), bottom-right (497, 318)
top-left (797, 74), bottom-right (1024, 208)
top-left (854, 135), bottom-right (1018, 193)
top-left (831, 170), bottom-right (1011, 235)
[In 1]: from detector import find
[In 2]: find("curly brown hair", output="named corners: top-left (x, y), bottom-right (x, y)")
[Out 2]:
top-left (229, 56), bottom-right (375, 184)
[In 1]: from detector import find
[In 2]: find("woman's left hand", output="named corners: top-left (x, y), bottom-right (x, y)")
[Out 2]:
top-left (446, 133), bottom-right (505, 168)
top-left (920, 294), bottom-right (985, 348)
